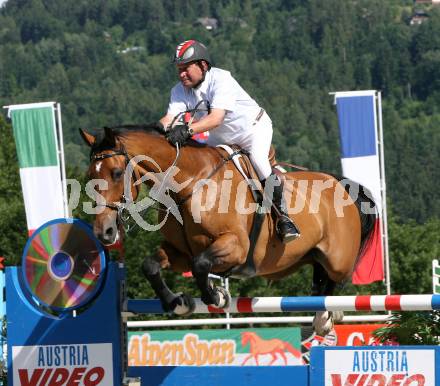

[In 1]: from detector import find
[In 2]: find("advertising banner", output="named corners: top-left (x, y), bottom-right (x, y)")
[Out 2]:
top-left (12, 343), bottom-right (114, 386)
top-left (128, 327), bottom-right (303, 366)
top-left (128, 325), bottom-right (390, 367)
top-left (310, 346), bottom-right (437, 386)
top-left (334, 324), bottom-right (385, 346)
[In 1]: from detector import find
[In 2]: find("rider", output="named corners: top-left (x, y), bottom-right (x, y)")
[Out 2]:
top-left (159, 39), bottom-right (300, 243)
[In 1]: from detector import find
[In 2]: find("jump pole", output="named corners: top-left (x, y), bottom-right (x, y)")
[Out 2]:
top-left (125, 294), bottom-right (440, 315)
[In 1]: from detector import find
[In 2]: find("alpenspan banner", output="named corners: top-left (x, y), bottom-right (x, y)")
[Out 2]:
top-left (128, 327), bottom-right (303, 366)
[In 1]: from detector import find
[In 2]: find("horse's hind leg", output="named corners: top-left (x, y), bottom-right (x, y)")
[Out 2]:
top-left (311, 262), bottom-right (343, 336)
top-left (312, 262), bottom-right (336, 296)
top-left (141, 244), bottom-right (195, 316)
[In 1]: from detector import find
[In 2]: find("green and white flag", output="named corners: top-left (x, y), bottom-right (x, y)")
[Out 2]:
top-left (7, 102), bottom-right (67, 234)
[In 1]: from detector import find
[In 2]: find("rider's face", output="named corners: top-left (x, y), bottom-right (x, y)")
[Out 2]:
top-left (177, 62), bottom-right (203, 88)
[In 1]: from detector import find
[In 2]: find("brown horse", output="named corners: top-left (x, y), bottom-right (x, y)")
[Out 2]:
top-left (80, 125), bottom-right (377, 335)
top-left (241, 331), bottom-right (303, 365)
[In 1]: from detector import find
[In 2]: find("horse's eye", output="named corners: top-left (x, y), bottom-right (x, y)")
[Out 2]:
top-left (112, 168), bottom-right (123, 181)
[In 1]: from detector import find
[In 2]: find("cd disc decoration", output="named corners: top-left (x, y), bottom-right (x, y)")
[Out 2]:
top-left (21, 218), bottom-right (107, 312)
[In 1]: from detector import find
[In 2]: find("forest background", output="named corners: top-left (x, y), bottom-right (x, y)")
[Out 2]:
top-left (0, 0), bottom-right (439, 316)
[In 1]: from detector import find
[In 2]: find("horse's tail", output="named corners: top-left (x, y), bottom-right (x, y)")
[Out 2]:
top-left (334, 176), bottom-right (378, 257)
top-left (352, 183), bottom-right (378, 256)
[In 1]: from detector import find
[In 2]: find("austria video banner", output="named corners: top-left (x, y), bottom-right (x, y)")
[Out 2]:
top-left (335, 91), bottom-right (384, 284)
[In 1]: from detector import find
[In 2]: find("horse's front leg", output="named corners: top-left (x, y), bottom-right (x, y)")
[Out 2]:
top-left (142, 243), bottom-right (195, 316)
top-left (192, 232), bottom-right (248, 308)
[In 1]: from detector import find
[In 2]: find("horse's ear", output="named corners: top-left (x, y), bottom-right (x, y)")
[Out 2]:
top-left (79, 128), bottom-right (95, 147)
top-left (104, 127), bottom-right (116, 147)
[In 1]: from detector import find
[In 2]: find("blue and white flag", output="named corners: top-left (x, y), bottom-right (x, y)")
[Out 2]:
top-left (335, 90), bottom-right (384, 284)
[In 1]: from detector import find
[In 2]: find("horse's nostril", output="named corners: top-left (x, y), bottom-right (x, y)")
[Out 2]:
top-left (105, 227), bottom-right (114, 237)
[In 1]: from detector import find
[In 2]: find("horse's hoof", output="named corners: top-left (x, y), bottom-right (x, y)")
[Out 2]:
top-left (172, 293), bottom-right (195, 317)
top-left (332, 310), bottom-right (344, 323)
top-left (312, 311), bottom-right (334, 336)
top-left (215, 286), bottom-right (231, 309)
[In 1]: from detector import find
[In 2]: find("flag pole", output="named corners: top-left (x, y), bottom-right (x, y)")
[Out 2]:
top-left (376, 91), bottom-right (391, 295)
top-left (55, 103), bottom-right (69, 217)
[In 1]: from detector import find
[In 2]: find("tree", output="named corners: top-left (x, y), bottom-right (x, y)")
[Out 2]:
top-left (0, 116), bottom-right (27, 265)
top-left (1, 0), bottom-right (440, 300)
top-left (387, 215), bottom-right (440, 294)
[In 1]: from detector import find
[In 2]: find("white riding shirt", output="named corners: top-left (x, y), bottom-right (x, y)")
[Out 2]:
top-left (167, 67), bottom-right (273, 179)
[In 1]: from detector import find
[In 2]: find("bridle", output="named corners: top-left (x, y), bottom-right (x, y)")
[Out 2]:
top-left (90, 143), bottom-right (141, 228)
top-left (90, 138), bottom-right (186, 232)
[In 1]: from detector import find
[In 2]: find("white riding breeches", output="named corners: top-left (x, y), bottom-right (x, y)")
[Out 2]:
top-left (207, 111), bottom-right (273, 180)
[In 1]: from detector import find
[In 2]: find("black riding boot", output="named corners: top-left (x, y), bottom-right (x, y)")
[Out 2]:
top-left (265, 173), bottom-right (300, 243)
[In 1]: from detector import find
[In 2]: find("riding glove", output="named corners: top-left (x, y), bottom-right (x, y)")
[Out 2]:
top-left (166, 124), bottom-right (192, 147)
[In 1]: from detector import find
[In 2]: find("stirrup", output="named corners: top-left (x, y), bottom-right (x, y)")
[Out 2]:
top-left (276, 216), bottom-right (300, 243)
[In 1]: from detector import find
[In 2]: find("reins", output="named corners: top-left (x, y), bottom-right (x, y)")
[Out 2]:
top-left (89, 135), bottom-right (244, 232)
top-left (175, 146), bottom-right (245, 206)
top-left (89, 100), bottom-right (234, 232)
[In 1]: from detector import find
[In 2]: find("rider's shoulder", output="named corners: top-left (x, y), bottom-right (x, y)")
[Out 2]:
top-left (171, 81), bottom-right (185, 95)
top-left (209, 67), bottom-right (234, 83)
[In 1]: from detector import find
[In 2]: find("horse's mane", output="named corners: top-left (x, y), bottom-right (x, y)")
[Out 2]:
top-left (92, 124), bottom-right (207, 152)
top-left (110, 124), bottom-right (163, 136)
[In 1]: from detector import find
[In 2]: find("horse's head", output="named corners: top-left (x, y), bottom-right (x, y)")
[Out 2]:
top-left (80, 127), bottom-right (140, 245)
